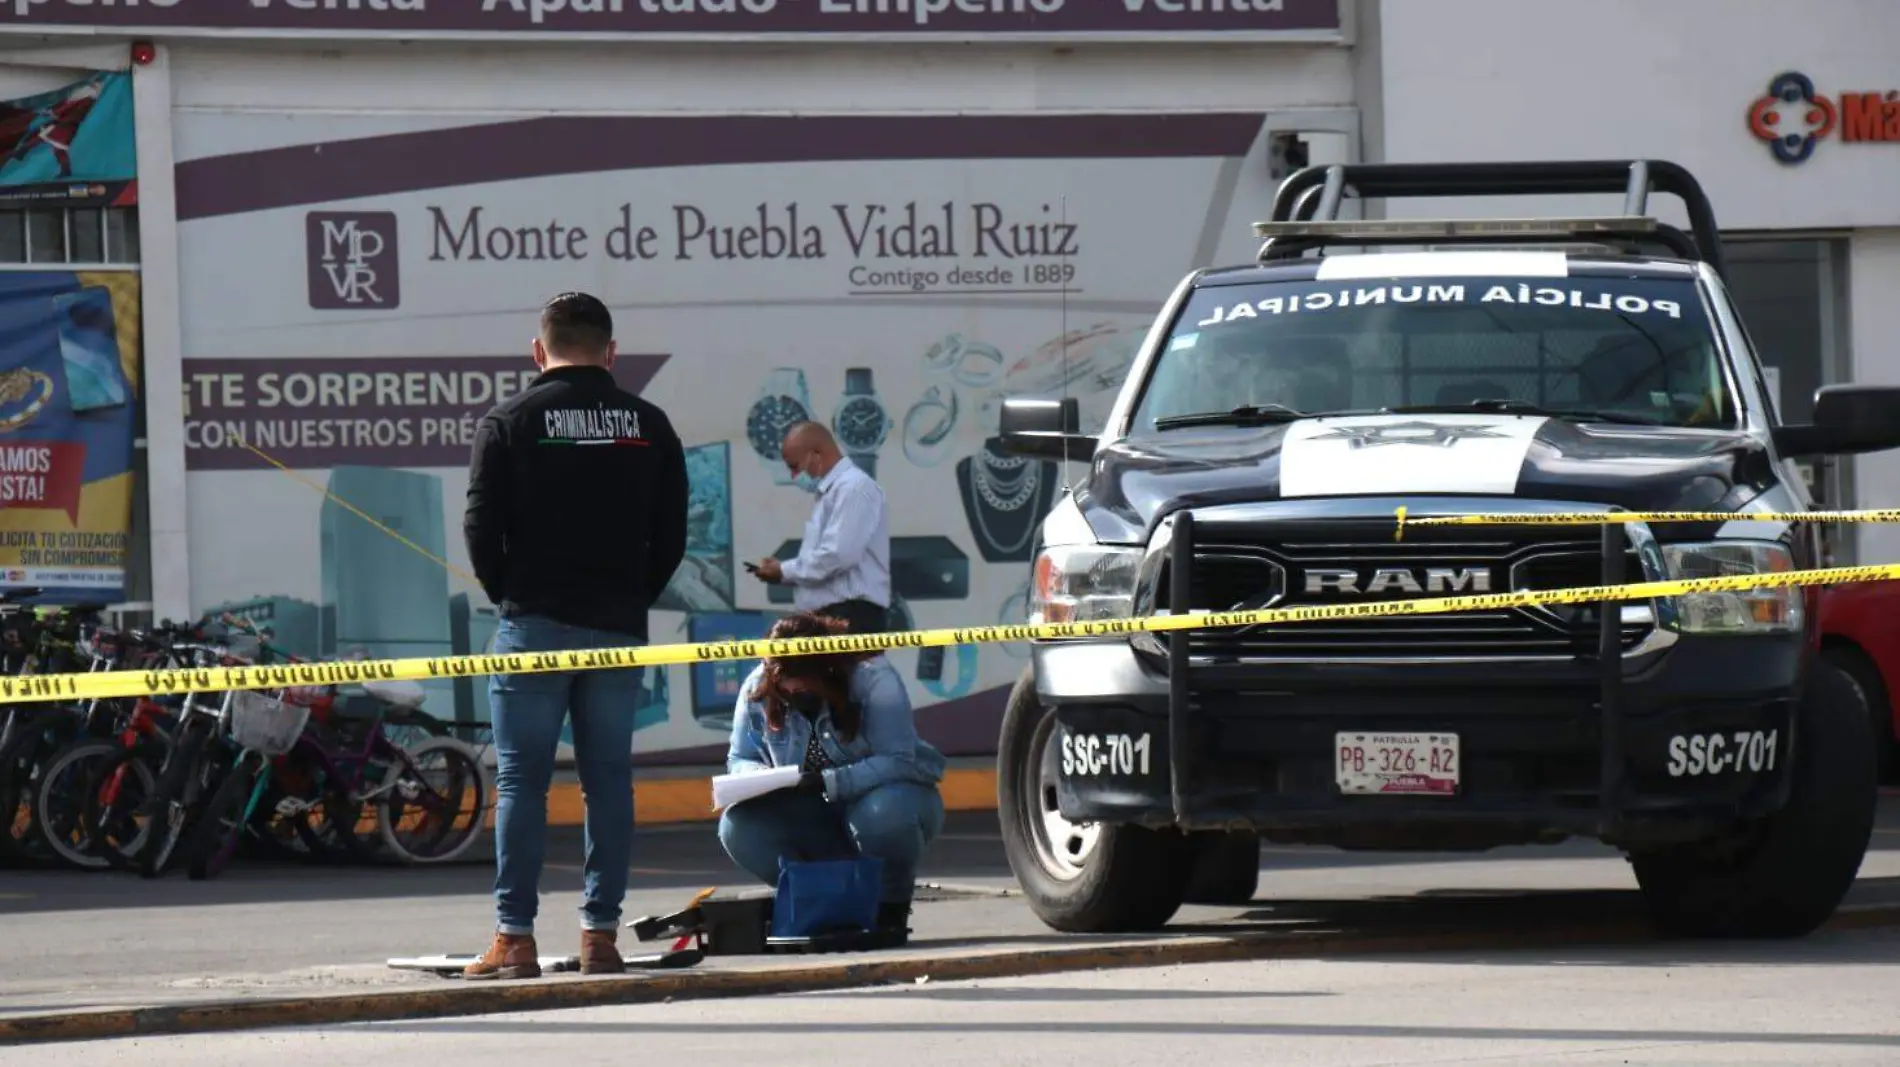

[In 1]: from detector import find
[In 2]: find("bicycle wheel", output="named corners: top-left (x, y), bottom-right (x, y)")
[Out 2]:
top-left (0, 709), bottom-right (82, 868)
top-left (136, 716), bottom-right (218, 879)
top-left (33, 738), bottom-right (147, 871)
top-left (375, 736), bottom-right (490, 865)
top-left (80, 745), bottom-right (163, 872)
top-left (184, 751), bottom-right (264, 882)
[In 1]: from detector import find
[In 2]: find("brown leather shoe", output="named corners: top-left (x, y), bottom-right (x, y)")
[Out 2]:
top-left (464, 932), bottom-right (540, 980)
top-left (580, 928), bottom-right (625, 975)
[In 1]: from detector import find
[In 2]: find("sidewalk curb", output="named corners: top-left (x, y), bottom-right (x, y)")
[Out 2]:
top-left (5, 902), bottom-right (1898, 1048)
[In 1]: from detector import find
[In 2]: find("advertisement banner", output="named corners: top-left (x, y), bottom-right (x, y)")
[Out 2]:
top-left (0, 272), bottom-right (141, 602)
top-left (0, 70), bottom-right (138, 209)
top-left (173, 109), bottom-right (1281, 763)
top-left (0, 0), bottom-right (1342, 40)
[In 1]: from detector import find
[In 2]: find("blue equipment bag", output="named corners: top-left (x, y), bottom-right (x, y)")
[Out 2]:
top-left (770, 856), bottom-right (884, 939)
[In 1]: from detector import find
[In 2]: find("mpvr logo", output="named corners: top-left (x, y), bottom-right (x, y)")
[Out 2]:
top-left (307, 211), bottom-right (400, 309)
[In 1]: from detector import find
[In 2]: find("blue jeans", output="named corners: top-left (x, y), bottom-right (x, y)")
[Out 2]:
top-left (488, 614), bottom-right (644, 936)
top-left (717, 781), bottom-right (945, 904)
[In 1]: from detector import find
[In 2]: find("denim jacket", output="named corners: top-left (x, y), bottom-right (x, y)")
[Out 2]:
top-left (726, 654), bottom-right (947, 804)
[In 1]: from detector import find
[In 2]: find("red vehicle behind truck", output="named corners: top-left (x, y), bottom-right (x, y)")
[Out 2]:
top-left (1820, 580), bottom-right (1900, 784)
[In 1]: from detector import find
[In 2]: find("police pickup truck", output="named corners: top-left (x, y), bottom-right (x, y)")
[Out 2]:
top-left (995, 160), bottom-right (1900, 939)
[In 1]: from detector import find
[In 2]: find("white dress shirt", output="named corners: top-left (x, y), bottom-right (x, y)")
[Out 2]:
top-left (779, 456), bottom-right (891, 612)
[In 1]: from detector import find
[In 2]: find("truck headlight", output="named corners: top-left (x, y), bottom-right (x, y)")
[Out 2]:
top-left (1660, 541), bottom-right (1802, 634)
top-left (1029, 545), bottom-right (1141, 625)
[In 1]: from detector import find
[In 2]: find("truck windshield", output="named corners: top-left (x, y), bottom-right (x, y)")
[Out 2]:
top-left (1130, 273), bottom-right (1736, 432)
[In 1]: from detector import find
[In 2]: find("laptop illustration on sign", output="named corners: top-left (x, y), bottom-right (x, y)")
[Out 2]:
top-left (687, 610), bottom-right (783, 731)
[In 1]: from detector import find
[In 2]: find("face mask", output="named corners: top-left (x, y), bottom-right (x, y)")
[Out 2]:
top-left (784, 690), bottom-right (825, 716)
top-left (792, 468), bottom-right (821, 495)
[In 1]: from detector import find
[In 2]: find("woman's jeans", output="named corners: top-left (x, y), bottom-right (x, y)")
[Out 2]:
top-left (717, 781), bottom-right (946, 904)
top-left (488, 614), bottom-right (644, 936)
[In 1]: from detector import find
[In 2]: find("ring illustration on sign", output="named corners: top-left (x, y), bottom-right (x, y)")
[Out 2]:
top-left (0, 369), bottom-right (54, 435)
top-left (923, 334), bottom-right (965, 375)
top-left (902, 385), bottom-right (959, 468)
top-left (922, 335), bottom-right (1005, 389)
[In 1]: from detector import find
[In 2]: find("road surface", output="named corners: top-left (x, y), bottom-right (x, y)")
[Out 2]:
top-left (25, 926), bottom-right (1900, 1066)
top-left (4, 802), bottom-right (1899, 1022)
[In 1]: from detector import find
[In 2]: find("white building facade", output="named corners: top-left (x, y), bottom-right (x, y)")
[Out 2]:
top-left (0, 0), bottom-right (1890, 762)
top-left (1371, 0), bottom-right (1900, 567)
top-left (0, 0), bottom-right (1363, 762)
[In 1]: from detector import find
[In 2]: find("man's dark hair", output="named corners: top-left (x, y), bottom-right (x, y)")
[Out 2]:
top-left (539, 291), bottom-right (614, 360)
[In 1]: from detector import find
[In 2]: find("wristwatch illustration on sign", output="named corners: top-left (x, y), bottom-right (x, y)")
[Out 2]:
top-left (918, 643), bottom-right (978, 700)
top-left (831, 367), bottom-right (891, 479)
top-left (957, 435), bottom-right (1061, 563)
top-left (745, 367), bottom-right (812, 485)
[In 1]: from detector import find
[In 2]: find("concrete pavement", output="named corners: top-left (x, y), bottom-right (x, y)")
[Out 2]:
top-left (5, 803), bottom-right (1900, 1041)
top-left (23, 926), bottom-right (1900, 1065)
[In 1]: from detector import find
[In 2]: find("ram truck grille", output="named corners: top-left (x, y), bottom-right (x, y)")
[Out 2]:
top-left (1162, 537), bottom-right (1651, 661)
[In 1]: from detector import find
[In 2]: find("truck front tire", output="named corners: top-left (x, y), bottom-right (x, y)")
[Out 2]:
top-left (1630, 657), bottom-right (1876, 938)
top-left (996, 667), bottom-right (1191, 932)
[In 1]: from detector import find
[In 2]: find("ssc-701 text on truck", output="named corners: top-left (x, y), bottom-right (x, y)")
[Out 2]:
top-left (994, 160), bottom-right (1900, 939)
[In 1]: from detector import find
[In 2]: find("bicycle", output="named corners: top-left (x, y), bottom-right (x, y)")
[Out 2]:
top-left (131, 638), bottom-right (252, 879)
top-left (209, 621), bottom-right (492, 867)
top-left (177, 687), bottom-right (314, 881)
top-left (30, 624), bottom-right (190, 871)
top-left (0, 601), bottom-right (115, 867)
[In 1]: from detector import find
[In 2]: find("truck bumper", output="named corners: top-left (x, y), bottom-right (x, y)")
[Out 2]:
top-left (1037, 633), bottom-right (1800, 849)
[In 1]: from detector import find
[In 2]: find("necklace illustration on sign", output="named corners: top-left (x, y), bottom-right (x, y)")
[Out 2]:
top-left (957, 436), bottom-right (1051, 562)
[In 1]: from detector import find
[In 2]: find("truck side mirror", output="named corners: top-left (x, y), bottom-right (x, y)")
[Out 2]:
top-left (999, 396), bottom-right (1096, 463)
top-left (1772, 384), bottom-right (1900, 457)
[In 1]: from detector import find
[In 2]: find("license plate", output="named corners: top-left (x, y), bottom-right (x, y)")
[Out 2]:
top-left (1335, 732), bottom-right (1460, 796)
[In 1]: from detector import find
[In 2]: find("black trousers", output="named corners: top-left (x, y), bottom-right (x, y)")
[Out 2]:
top-left (815, 598), bottom-right (889, 634)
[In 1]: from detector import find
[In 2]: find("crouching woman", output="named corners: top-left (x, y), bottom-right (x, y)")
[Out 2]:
top-left (717, 612), bottom-right (948, 931)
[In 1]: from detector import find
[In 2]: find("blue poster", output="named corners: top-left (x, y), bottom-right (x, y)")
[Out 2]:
top-left (0, 272), bottom-right (141, 603)
top-left (0, 71), bottom-right (136, 208)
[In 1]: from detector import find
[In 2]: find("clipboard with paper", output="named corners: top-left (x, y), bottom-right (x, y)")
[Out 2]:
top-left (710, 764), bottom-right (803, 811)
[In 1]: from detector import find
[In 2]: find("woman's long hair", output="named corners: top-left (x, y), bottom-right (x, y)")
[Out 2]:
top-left (749, 612), bottom-right (875, 739)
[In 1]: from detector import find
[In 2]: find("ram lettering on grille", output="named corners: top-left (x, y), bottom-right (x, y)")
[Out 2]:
top-left (1300, 566), bottom-right (1495, 596)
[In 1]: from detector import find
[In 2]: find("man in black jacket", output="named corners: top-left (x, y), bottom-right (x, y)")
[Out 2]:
top-left (461, 291), bottom-right (688, 980)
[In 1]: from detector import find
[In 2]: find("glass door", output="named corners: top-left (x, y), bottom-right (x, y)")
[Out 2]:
top-left (1722, 236), bottom-right (1854, 561)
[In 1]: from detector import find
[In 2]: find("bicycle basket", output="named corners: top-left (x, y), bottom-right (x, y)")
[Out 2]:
top-left (228, 690), bottom-right (313, 757)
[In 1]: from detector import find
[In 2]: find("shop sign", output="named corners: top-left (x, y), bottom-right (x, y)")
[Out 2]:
top-left (1748, 70), bottom-right (1900, 164)
top-left (0, 0), bottom-right (1341, 41)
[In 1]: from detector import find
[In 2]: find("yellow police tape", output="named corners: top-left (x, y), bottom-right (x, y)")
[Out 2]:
top-left (1394, 507), bottom-right (1900, 539)
top-left (3, 559), bottom-right (1898, 706)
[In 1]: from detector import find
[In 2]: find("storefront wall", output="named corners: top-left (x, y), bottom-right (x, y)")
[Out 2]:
top-left (157, 34), bottom-right (1358, 763)
top-left (1375, 0), bottom-right (1900, 563)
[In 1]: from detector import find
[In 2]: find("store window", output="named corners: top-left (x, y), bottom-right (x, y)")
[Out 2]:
top-left (0, 206), bottom-right (140, 265)
top-left (1723, 236), bottom-right (1854, 557)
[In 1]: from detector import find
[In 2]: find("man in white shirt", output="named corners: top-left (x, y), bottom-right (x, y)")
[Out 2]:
top-left (751, 422), bottom-right (893, 633)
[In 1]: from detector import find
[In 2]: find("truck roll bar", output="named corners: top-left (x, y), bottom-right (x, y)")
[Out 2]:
top-left (1260, 159), bottom-right (1730, 280)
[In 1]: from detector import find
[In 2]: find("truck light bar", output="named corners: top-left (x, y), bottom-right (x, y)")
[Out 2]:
top-left (1250, 216), bottom-right (1660, 239)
